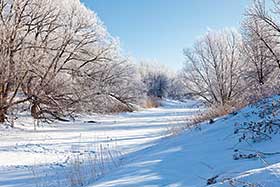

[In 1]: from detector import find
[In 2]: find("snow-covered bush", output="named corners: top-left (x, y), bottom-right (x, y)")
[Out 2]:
top-left (234, 97), bottom-right (280, 143)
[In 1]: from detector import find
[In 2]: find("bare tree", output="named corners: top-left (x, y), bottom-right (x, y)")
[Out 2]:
top-left (139, 62), bottom-right (171, 99)
top-left (246, 0), bottom-right (280, 69)
top-left (0, 0), bottom-right (62, 122)
top-left (241, 0), bottom-right (280, 99)
top-left (182, 29), bottom-right (245, 106)
top-left (75, 55), bottom-right (145, 113)
top-left (167, 73), bottom-right (188, 100)
top-left (242, 19), bottom-right (274, 85)
top-left (0, 0), bottom-right (143, 124)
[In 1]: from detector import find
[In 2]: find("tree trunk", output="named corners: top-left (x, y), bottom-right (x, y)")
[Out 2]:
top-left (31, 103), bottom-right (40, 131)
top-left (0, 109), bottom-right (6, 123)
top-left (31, 103), bottom-right (40, 119)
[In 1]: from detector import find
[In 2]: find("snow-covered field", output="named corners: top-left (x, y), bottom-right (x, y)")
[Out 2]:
top-left (0, 100), bottom-right (201, 187)
top-left (1, 98), bottom-right (280, 187)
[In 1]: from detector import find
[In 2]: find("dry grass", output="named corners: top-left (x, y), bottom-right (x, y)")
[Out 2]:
top-left (190, 103), bottom-right (244, 127)
top-left (109, 103), bottom-right (134, 113)
top-left (30, 137), bottom-right (123, 187)
top-left (163, 99), bottom-right (251, 137)
top-left (166, 125), bottom-right (188, 137)
top-left (67, 141), bottom-right (122, 187)
top-left (142, 97), bottom-right (160, 108)
top-left (165, 102), bottom-right (245, 137)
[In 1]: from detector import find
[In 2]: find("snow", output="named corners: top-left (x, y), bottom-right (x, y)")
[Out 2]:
top-left (90, 96), bottom-right (280, 187)
top-left (1, 97), bottom-right (280, 187)
top-left (0, 99), bottom-right (201, 186)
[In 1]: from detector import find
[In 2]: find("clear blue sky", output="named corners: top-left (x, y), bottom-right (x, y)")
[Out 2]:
top-left (80, 0), bottom-right (249, 70)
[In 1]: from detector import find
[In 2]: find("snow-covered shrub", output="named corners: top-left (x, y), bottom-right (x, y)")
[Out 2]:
top-left (234, 97), bottom-right (280, 143)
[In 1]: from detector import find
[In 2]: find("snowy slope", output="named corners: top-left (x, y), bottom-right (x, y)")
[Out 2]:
top-left (90, 96), bottom-right (280, 187)
top-left (0, 100), bottom-right (201, 187)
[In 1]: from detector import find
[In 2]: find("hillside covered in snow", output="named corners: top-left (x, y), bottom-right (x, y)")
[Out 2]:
top-left (90, 96), bottom-right (280, 187)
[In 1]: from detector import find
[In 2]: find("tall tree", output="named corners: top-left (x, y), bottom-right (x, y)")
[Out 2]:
top-left (183, 29), bottom-right (245, 106)
top-left (0, 0), bottom-right (143, 123)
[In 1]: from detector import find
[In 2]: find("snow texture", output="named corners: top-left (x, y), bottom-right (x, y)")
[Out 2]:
top-left (1, 97), bottom-right (280, 186)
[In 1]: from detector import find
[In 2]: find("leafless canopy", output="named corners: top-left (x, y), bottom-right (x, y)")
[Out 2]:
top-left (0, 0), bottom-right (143, 123)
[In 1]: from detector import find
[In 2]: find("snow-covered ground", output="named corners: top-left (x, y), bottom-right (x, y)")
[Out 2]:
top-left (0, 99), bottom-right (201, 187)
top-left (90, 97), bottom-right (280, 187)
top-left (1, 97), bottom-right (280, 187)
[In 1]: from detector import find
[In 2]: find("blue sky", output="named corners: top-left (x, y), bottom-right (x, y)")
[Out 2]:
top-left (81, 0), bottom-right (249, 70)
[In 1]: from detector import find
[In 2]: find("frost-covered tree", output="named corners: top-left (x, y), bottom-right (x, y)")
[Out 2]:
top-left (138, 62), bottom-right (188, 100)
top-left (166, 73), bottom-right (189, 100)
top-left (242, 18), bottom-right (275, 85)
top-left (183, 29), bottom-right (245, 106)
top-left (75, 55), bottom-right (145, 113)
top-left (139, 62), bottom-right (171, 99)
top-left (0, 0), bottom-right (62, 122)
top-left (241, 0), bottom-right (280, 98)
top-left (245, 0), bottom-right (280, 70)
top-left (0, 0), bottom-right (143, 123)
